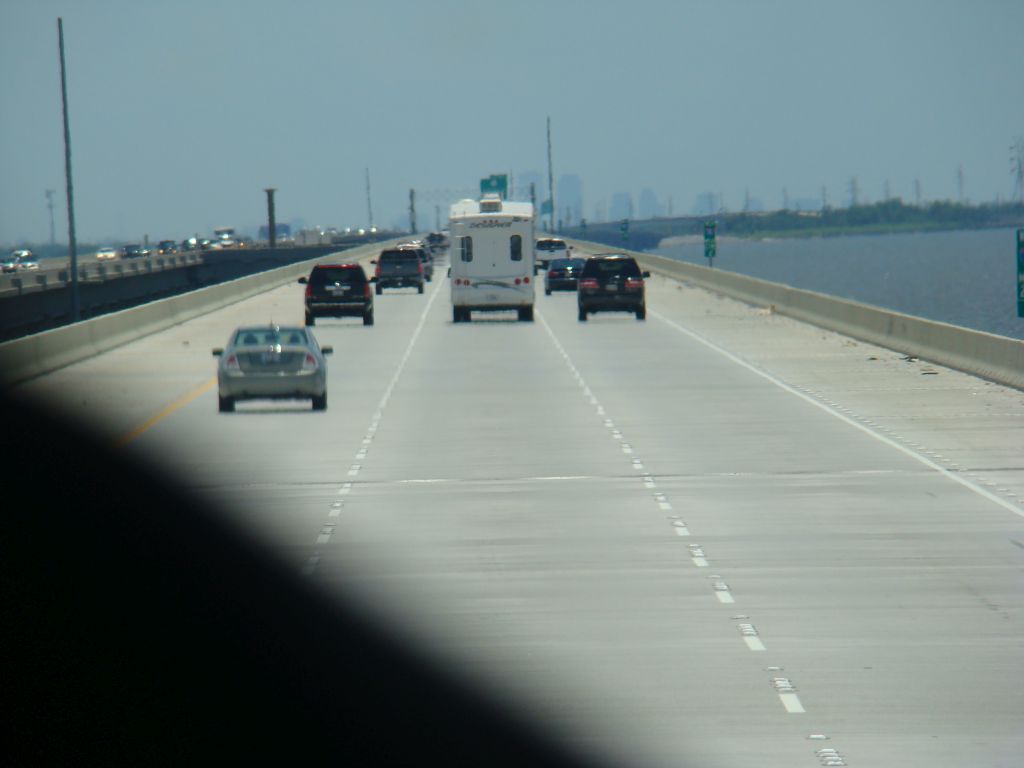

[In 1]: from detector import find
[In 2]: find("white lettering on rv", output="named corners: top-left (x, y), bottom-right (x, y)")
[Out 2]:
top-left (468, 220), bottom-right (514, 229)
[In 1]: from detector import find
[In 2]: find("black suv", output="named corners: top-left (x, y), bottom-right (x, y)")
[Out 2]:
top-left (299, 263), bottom-right (374, 326)
top-left (372, 249), bottom-right (424, 294)
top-left (576, 254), bottom-right (650, 321)
top-left (398, 244), bottom-right (433, 281)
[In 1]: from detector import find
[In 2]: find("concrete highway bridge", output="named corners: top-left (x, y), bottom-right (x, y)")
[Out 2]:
top-left (3, 238), bottom-right (1023, 767)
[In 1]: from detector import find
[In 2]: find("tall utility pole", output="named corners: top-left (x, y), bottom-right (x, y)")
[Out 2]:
top-left (435, 205), bottom-right (440, 232)
top-left (57, 18), bottom-right (79, 322)
top-left (409, 189), bottom-right (417, 234)
top-left (45, 189), bottom-right (56, 245)
top-left (914, 178), bottom-right (923, 206)
top-left (821, 185), bottom-right (827, 210)
top-left (782, 188), bottom-right (789, 210)
top-left (264, 188), bottom-right (277, 248)
top-left (956, 165), bottom-right (965, 203)
top-left (848, 176), bottom-right (859, 207)
top-left (546, 116), bottom-right (555, 232)
top-left (365, 168), bottom-right (374, 230)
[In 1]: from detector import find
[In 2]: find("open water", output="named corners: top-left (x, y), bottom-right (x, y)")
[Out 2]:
top-left (652, 227), bottom-right (1024, 340)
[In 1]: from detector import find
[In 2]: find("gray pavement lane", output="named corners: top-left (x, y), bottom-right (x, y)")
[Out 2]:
top-left (13, 255), bottom-right (1024, 768)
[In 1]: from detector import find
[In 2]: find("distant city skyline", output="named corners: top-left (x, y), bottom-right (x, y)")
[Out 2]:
top-left (3, 1), bottom-right (1023, 245)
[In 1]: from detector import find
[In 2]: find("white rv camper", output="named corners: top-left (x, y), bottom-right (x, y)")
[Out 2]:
top-left (448, 194), bottom-right (535, 322)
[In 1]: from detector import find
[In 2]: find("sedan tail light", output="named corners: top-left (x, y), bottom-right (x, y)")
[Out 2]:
top-left (302, 353), bottom-right (318, 371)
top-left (225, 354), bottom-right (240, 371)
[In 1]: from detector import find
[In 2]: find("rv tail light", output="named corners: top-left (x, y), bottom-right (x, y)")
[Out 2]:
top-left (514, 278), bottom-right (521, 285)
top-left (524, 276), bottom-right (530, 283)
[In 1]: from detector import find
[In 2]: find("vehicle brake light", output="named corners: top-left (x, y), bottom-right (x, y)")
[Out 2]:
top-left (302, 353), bottom-right (318, 371)
top-left (304, 284), bottom-right (312, 299)
top-left (364, 283), bottom-right (372, 299)
top-left (417, 262), bottom-right (424, 274)
top-left (579, 278), bottom-right (599, 290)
top-left (375, 264), bottom-right (381, 277)
top-left (524, 276), bottom-right (530, 284)
top-left (225, 354), bottom-right (240, 371)
top-left (514, 278), bottom-right (521, 285)
top-left (625, 277), bottom-right (644, 289)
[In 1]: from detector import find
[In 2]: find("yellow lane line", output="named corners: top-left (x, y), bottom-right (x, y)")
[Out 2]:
top-left (116, 376), bottom-right (217, 446)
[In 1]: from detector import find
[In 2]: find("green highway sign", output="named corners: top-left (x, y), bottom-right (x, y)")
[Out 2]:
top-left (704, 221), bottom-right (717, 262)
top-left (480, 174), bottom-right (508, 199)
top-left (1017, 229), bottom-right (1023, 318)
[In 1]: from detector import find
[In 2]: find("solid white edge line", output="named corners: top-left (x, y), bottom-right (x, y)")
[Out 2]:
top-left (652, 309), bottom-right (1024, 520)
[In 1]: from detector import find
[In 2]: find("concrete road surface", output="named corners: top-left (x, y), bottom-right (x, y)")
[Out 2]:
top-left (15, 253), bottom-right (1024, 768)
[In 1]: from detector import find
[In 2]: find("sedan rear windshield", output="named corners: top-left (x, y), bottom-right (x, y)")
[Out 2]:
top-left (582, 258), bottom-right (641, 278)
top-left (550, 258), bottom-right (585, 269)
top-left (234, 329), bottom-right (308, 346)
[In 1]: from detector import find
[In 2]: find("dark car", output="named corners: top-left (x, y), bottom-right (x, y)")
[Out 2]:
top-left (544, 257), bottom-right (586, 295)
top-left (372, 249), bottom-right (424, 294)
top-left (157, 240), bottom-right (178, 255)
top-left (299, 263), bottom-right (374, 326)
top-left (122, 244), bottom-right (144, 259)
top-left (576, 254), bottom-right (649, 321)
top-left (398, 243), bottom-right (433, 281)
top-left (425, 231), bottom-right (449, 255)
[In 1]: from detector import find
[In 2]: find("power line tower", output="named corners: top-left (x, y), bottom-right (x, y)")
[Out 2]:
top-left (1011, 137), bottom-right (1024, 204)
top-left (914, 178), bottom-right (922, 206)
top-left (45, 189), bottom-right (56, 245)
top-left (546, 116), bottom-right (555, 232)
top-left (848, 176), bottom-right (859, 207)
top-left (365, 168), bottom-right (373, 230)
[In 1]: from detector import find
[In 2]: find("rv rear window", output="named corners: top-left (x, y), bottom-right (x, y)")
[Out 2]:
top-left (510, 235), bottom-right (522, 261)
top-left (460, 236), bottom-right (473, 262)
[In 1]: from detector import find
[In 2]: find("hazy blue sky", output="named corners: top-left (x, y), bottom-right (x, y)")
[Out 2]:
top-left (3, 0), bottom-right (1022, 244)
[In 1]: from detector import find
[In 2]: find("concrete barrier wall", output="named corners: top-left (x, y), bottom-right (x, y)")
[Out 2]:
top-left (0, 240), bottom-right (400, 387)
top-left (566, 238), bottom-right (1024, 391)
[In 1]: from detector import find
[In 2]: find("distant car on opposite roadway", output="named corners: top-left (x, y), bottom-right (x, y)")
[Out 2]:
top-left (544, 257), bottom-right (586, 294)
top-left (299, 262), bottom-right (374, 326)
top-left (157, 240), bottom-right (177, 255)
top-left (577, 253), bottom-right (649, 321)
top-left (425, 231), bottom-right (449, 255)
top-left (212, 325), bottom-right (333, 413)
top-left (95, 247), bottom-right (119, 261)
top-left (122, 244), bottom-right (145, 259)
top-left (535, 237), bottom-right (568, 271)
top-left (3, 250), bottom-right (36, 271)
top-left (372, 248), bottom-right (425, 294)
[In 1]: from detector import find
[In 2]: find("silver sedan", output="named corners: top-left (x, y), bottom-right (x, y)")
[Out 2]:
top-left (212, 325), bottom-right (333, 412)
